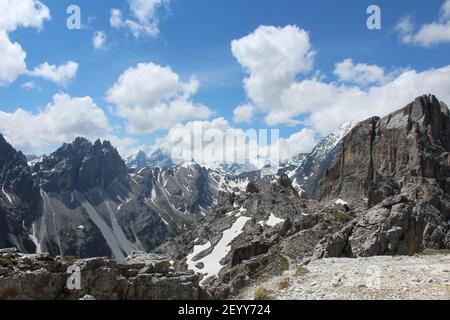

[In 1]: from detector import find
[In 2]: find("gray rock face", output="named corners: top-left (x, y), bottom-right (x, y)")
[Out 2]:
top-left (0, 134), bottom-right (40, 252)
top-left (315, 95), bottom-right (450, 257)
top-left (0, 251), bottom-right (206, 300)
top-left (157, 174), bottom-right (352, 299)
top-left (34, 137), bottom-right (127, 193)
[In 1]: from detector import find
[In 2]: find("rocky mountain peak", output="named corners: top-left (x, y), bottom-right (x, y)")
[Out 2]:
top-left (35, 137), bottom-right (127, 193)
top-left (316, 94), bottom-right (450, 207)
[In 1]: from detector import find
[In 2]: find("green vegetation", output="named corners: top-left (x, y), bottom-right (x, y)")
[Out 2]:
top-left (294, 266), bottom-right (310, 277)
top-left (0, 257), bottom-right (12, 267)
top-left (253, 287), bottom-right (271, 300)
top-left (418, 248), bottom-right (450, 256)
top-left (278, 277), bottom-right (291, 290)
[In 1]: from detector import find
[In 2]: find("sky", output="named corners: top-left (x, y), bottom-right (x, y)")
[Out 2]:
top-left (1, 0), bottom-right (450, 163)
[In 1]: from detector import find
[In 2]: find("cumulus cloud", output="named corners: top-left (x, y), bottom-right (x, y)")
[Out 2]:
top-left (232, 24), bottom-right (450, 136)
top-left (231, 25), bottom-right (315, 113)
top-left (29, 61), bottom-right (78, 86)
top-left (155, 118), bottom-right (317, 168)
top-left (0, 31), bottom-right (27, 85)
top-left (396, 0), bottom-right (450, 47)
top-left (0, 0), bottom-right (50, 32)
top-left (0, 0), bottom-right (50, 86)
top-left (333, 59), bottom-right (387, 86)
top-left (110, 0), bottom-right (169, 38)
top-left (93, 31), bottom-right (107, 50)
top-left (106, 62), bottom-right (212, 133)
top-left (0, 93), bottom-right (110, 154)
top-left (233, 104), bottom-right (255, 123)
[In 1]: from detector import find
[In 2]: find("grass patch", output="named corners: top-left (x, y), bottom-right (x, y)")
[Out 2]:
top-left (62, 256), bottom-right (79, 265)
top-left (279, 256), bottom-right (289, 272)
top-left (36, 255), bottom-right (55, 262)
top-left (253, 287), bottom-right (272, 300)
top-left (0, 257), bottom-right (14, 267)
top-left (278, 277), bottom-right (291, 290)
top-left (418, 248), bottom-right (450, 256)
top-left (294, 266), bottom-right (310, 277)
top-left (332, 211), bottom-right (350, 223)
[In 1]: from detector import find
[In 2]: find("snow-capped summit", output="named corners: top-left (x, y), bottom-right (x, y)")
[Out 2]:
top-left (125, 151), bottom-right (149, 169)
top-left (291, 121), bottom-right (357, 197)
top-left (125, 149), bottom-right (175, 169)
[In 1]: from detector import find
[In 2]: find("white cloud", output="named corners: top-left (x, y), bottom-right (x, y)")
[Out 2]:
top-left (233, 104), bottom-right (255, 123)
top-left (103, 135), bottom-right (140, 158)
top-left (0, 0), bottom-right (50, 32)
top-left (0, 93), bottom-right (110, 154)
top-left (106, 62), bottom-right (212, 133)
top-left (275, 128), bottom-right (317, 161)
top-left (333, 59), bottom-right (387, 85)
top-left (93, 31), bottom-right (107, 50)
top-left (0, 31), bottom-right (27, 85)
top-left (231, 25), bottom-right (315, 112)
top-left (29, 61), bottom-right (78, 86)
top-left (442, 0), bottom-right (450, 20)
top-left (283, 67), bottom-right (450, 135)
top-left (0, 0), bottom-right (50, 86)
top-left (232, 24), bottom-right (450, 137)
top-left (110, 0), bottom-right (169, 38)
top-left (110, 8), bottom-right (123, 29)
top-left (156, 118), bottom-right (317, 167)
top-left (21, 81), bottom-right (41, 91)
top-left (396, 0), bottom-right (450, 47)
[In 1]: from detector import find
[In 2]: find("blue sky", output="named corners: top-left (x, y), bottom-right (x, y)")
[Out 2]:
top-left (1, 0), bottom-right (450, 160)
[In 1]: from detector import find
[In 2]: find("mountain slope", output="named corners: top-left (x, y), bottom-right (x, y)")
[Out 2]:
top-left (28, 139), bottom-right (220, 259)
top-left (0, 135), bottom-right (40, 251)
top-left (292, 122), bottom-right (355, 197)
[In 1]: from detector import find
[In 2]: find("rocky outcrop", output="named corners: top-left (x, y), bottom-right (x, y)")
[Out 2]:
top-left (34, 137), bottom-right (127, 193)
top-left (317, 95), bottom-right (450, 204)
top-left (0, 135), bottom-right (40, 252)
top-left (315, 95), bottom-right (450, 257)
top-left (157, 174), bottom-right (353, 299)
top-left (0, 250), bottom-right (207, 300)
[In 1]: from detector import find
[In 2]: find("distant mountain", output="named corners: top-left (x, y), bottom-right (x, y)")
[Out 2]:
top-left (291, 122), bottom-right (356, 197)
top-left (126, 149), bottom-right (175, 169)
top-left (125, 151), bottom-right (150, 169)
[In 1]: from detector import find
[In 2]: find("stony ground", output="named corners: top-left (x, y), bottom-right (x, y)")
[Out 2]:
top-left (240, 253), bottom-right (450, 300)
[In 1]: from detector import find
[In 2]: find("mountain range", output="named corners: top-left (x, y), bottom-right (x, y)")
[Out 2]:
top-left (1, 95), bottom-right (449, 299)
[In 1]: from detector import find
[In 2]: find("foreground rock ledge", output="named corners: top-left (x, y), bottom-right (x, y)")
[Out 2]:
top-left (0, 251), bottom-right (208, 300)
top-left (240, 253), bottom-right (450, 300)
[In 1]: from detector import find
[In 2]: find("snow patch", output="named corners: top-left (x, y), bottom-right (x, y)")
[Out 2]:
top-left (266, 213), bottom-right (285, 227)
top-left (335, 199), bottom-right (348, 206)
top-left (2, 184), bottom-right (14, 205)
top-left (187, 216), bottom-right (251, 285)
top-left (29, 223), bottom-right (42, 254)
